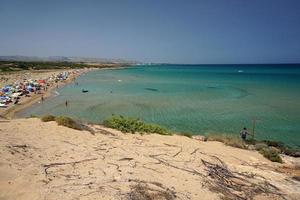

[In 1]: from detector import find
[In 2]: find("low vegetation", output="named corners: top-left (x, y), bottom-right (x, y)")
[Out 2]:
top-left (281, 147), bottom-right (300, 157)
top-left (41, 114), bottom-right (56, 122)
top-left (0, 61), bottom-right (93, 72)
top-left (103, 115), bottom-right (170, 135)
top-left (128, 183), bottom-right (175, 200)
top-left (0, 61), bottom-right (123, 72)
top-left (259, 147), bottom-right (283, 163)
top-left (206, 135), bottom-right (286, 162)
top-left (254, 143), bottom-right (269, 151)
top-left (28, 114), bottom-right (38, 118)
top-left (261, 140), bottom-right (300, 157)
top-left (206, 134), bottom-right (247, 149)
top-left (55, 116), bottom-right (82, 130)
top-left (250, 139), bottom-right (300, 158)
top-left (38, 114), bottom-right (299, 162)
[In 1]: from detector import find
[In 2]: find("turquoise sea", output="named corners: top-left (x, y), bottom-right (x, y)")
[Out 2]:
top-left (20, 64), bottom-right (300, 148)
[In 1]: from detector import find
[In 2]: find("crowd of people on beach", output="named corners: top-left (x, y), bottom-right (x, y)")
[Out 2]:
top-left (0, 71), bottom-right (71, 108)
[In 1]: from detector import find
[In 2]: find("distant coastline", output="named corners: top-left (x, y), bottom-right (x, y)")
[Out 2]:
top-left (0, 61), bottom-right (133, 119)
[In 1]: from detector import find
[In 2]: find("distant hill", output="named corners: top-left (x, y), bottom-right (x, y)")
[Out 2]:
top-left (0, 55), bottom-right (137, 64)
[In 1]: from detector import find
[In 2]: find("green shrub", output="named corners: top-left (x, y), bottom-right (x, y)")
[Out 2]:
top-left (261, 140), bottom-right (300, 157)
top-left (41, 114), bottom-right (56, 122)
top-left (55, 116), bottom-right (82, 130)
top-left (262, 140), bottom-right (284, 148)
top-left (259, 147), bottom-right (282, 163)
top-left (207, 134), bottom-right (247, 149)
top-left (254, 143), bottom-right (269, 151)
top-left (281, 147), bottom-right (300, 157)
top-left (103, 115), bottom-right (169, 135)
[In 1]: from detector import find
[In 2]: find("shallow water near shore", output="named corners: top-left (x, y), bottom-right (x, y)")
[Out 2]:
top-left (20, 64), bottom-right (300, 148)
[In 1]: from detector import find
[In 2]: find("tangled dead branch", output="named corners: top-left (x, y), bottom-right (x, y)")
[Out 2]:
top-left (201, 159), bottom-right (285, 200)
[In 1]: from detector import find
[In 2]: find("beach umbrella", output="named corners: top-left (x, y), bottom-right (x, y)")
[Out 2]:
top-left (38, 80), bottom-right (46, 84)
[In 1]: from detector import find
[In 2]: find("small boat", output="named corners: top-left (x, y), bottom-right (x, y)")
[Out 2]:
top-left (82, 89), bottom-right (89, 93)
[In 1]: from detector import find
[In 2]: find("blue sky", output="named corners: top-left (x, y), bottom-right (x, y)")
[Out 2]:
top-left (0, 0), bottom-right (300, 64)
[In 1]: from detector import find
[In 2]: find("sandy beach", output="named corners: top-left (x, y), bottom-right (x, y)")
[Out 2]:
top-left (0, 118), bottom-right (299, 200)
top-left (0, 68), bottom-right (94, 119)
top-left (1, 66), bottom-right (300, 200)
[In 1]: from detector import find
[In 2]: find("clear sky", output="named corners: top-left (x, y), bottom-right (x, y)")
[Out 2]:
top-left (0, 0), bottom-right (300, 64)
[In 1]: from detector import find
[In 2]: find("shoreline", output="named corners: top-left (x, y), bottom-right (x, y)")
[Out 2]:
top-left (0, 68), bottom-right (96, 119)
top-left (0, 65), bottom-right (134, 119)
top-left (3, 65), bottom-right (299, 152)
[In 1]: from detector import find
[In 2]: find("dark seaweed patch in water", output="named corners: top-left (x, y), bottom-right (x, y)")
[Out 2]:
top-left (207, 86), bottom-right (218, 89)
top-left (144, 88), bottom-right (159, 92)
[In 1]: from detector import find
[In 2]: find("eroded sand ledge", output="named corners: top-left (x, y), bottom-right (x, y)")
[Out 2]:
top-left (0, 118), bottom-right (299, 200)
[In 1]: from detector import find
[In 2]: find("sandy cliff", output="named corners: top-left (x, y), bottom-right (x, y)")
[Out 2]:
top-left (0, 118), bottom-right (299, 200)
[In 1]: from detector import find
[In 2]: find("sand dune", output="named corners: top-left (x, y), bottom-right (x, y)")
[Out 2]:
top-left (0, 118), bottom-right (299, 200)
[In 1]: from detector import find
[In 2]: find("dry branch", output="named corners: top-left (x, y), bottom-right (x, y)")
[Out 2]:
top-left (201, 159), bottom-right (285, 200)
top-left (43, 158), bottom-right (98, 175)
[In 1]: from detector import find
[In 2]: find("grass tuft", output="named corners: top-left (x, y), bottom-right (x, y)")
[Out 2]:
top-left (259, 147), bottom-right (283, 163)
top-left (207, 134), bottom-right (247, 149)
top-left (262, 140), bottom-right (300, 157)
top-left (281, 147), bottom-right (300, 157)
top-left (41, 114), bottom-right (56, 122)
top-left (254, 143), bottom-right (269, 151)
top-left (28, 114), bottom-right (38, 118)
top-left (103, 115), bottom-right (170, 135)
top-left (55, 116), bottom-right (82, 130)
top-left (128, 184), bottom-right (175, 200)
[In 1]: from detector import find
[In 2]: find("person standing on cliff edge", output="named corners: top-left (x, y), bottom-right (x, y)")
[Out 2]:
top-left (240, 127), bottom-right (249, 140)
